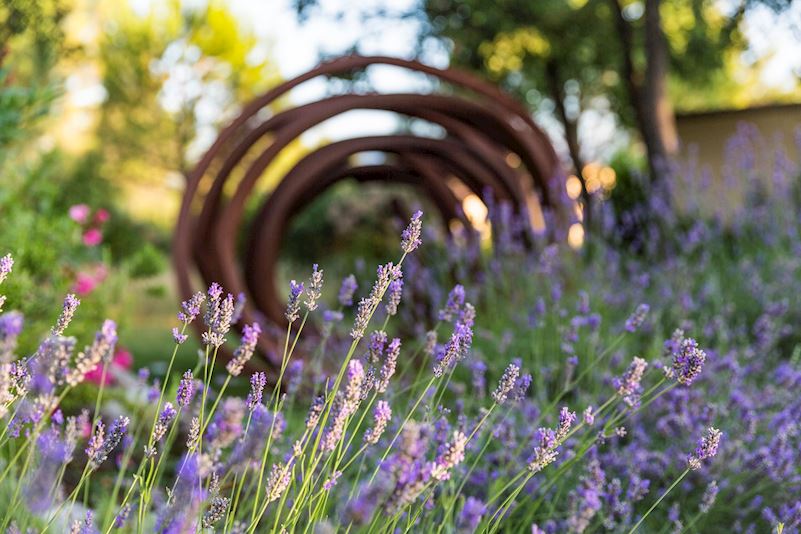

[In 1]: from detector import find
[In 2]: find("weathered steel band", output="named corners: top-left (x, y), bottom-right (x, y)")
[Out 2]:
top-left (173, 55), bottom-right (560, 369)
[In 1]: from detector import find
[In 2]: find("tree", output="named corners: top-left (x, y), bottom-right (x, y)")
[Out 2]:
top-left (423, 0), bottom-right (792, 193)
top-left (68, 0), bottom-right (284, 225)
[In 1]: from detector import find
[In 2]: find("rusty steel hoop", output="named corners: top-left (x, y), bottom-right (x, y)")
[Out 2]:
top-left (173, 55), bottom-right (562, 369)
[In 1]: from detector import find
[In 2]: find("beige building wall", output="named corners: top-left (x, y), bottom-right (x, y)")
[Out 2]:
top-left (674, 103), bottom-right (801, 217)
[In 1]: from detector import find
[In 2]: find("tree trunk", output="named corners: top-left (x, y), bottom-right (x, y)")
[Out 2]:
top-left (545, 59), bottom-right (591, 227)
top-left (642, 0), bottom-right (678, 179)
top-left (609, 0), bottom-right (678, 185)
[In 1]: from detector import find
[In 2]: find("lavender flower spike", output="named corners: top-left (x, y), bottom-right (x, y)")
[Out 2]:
top-left (363, 400), bottom-right (392, 445)
top-left (700, 480), bottom-right (719, 513)
top-left (614, 357), bottom-right (648, 407)
top-left (491, 362), bottom-right (520, 405)
top-left (351, 263), bottom-right (398, 340)
top-left (338, 274), bottom-right (358, 307)
top-left (52, 293), bottom-right (80, 336)
top-left (177, 291), bottom-right (205, 324)
top-left (528, 407), bottom-right (576, 473)
top-left (430, 430), bottom-right (467, 481)
top-left (203, 292), bottom-right (235, 348)
top-left (673, 337), bottom-right (707, 386)
top-left (401, 210), bottom-right (423, 254)
top-left (226, 322), bottom-right (262, 376)
top-left (385, 274), bottom-right (403, 317)
top-left (265, 463), bottom-right (291, 503)
top-left (376, 338), bottom-right (401, 393)
top-left (247, 371), bottom-right (267, 411)
top-left (285, 280), bottom-right (304, 323)
top-left (88, 415), bottom-right (129, 469)
top-left (305, 264), bottom-right (324, 312)
top-left (202, 496), bottom-right (229, 528)
top-left (176, 370), bottom-right (194, 407)
top-left (625, 303), bottom-right (650, 332)
top-left (172, 327), bottom-right (188, 345)
top-left (151, 402), bottom-right (177, 445)
top-left (438, 284), bottom-right (465, 322)
top-left (67, 319), bottom-right (118, 386)
top-left (0, 253), bottom-right (13, 285)
top-left (688, 427), bottom-right (722, 470)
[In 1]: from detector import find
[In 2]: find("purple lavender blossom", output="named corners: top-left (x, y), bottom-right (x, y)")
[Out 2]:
top-left (25, 428), bottom-right (69, 512)
top-left (614, 357), bottom-right (648, 407)
top-left (672, 337), bottom-right (707, 386)
top-left (528, 407), bottom-right (576, 473)
top-left (376, 338), bottom-right (400, 393)
top-left (247, 371), bottom-right (267, 411)
top-left (226, 322), bottom-right (261, 376)
top-left (203, 291), bottom-right (235, 348)
top-left (304, 264), bottom-right (324, 312)
top-left (202, 496), bottom-right (229, 528)
top-left (688, 427), bottom-right (722, 470)
top-left (583, 406), bottom-right (595, 425)
top-left (67, 319), bottom-right (118, 386)
top-left (231, 292), bottom-right (246, 325)
top-left (471, 360), bottom-right (486, 397)
top-left (207, 282), bottom-right (223, 301)
top-left (286, 359), bottom-right (304, 395)
top-left (385, 275), bottom-right (403, 317)
top-left (351, 263), bottom-right (398, 340)
top-left (322, 360), bottom-right (365, 451)
top-left (176, 370), bottom-right (194, 407)
top-left (492, 362), bottom-right (520, 405)
top-left (457, 497), bottom-right (486, 532)
top-left (363, 400), bottom-right (392, 445)
top-left (226, 405), bottom-right (284, 472)
top-left (52, 293), bottom-right (80, 336)
top-left (152, 402), bottom-right (177, 444)
top-left (512, 373), bottom-right (532, 402)
top-left (439, 284), bottom-right (465, 322)
top-left (368, 330), bottom-right (387, 365)
top-left (206, 398), bottom-right (246, 449)
top-left (338, 274), bottom-right (358, 307)
top-left (700, 480), bottom-right (719, 513)
top-left (156, 453), bottom-right (203, 532)
top-left (69, 511), bottom-right (96, 534)
top-left (114, 504), bottom-right (131, 528)
top-left (305, 395), bottom-right (325, 430)
top-left (0, 311), bottom-right (24, 360)
top-left (285, 280), bottom-right (304, 323)
top-left (177, 291), bottom-right (205, 324)
top-left (430, 430), bottom-right (467, 481)
top-left (265, 463), bottom-right (292, 503)
top-left (0, 253), bottom-right (13, 285)
top-left (401, 210), bottom-right (423, 254)
top-left (88, 415), bottom-right (129, 469)
top-left (323, 471), bottom-right (342, 491)
top-left (172, 327), bottom-right (188, 345)
top-left (624, 303), bottom-right (650, 332)
top-left (433, 309), bottom-right (474, 377)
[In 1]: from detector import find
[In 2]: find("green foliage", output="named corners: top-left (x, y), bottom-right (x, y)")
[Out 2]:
top-left (422, 0), bottom-right (766, 122)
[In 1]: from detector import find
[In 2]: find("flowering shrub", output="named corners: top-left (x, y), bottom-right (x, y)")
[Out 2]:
top-left (0, 129), bottom-right (800, 532)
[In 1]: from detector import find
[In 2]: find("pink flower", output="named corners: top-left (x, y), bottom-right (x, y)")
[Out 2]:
top-left (69, 204), bottom-right (91, 224)
top-left (85, 348), bottom-right (133, 386)
top-left (74, 272), bottom-right (98, 295)
top-left (83, 228), bottom-right (103, 247)
top-left (94, 209), bottom-right (110, 224)
top-left (73, 264), bottom-right (109, 296)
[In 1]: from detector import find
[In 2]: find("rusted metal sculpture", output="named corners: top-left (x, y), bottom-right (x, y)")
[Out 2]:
top-left (173, 55), bottom-right (561, 369)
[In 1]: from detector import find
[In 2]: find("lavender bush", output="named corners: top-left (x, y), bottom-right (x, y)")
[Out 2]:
top-left (1, 129), bottom-right (800, 532)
